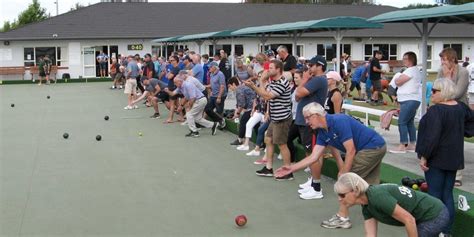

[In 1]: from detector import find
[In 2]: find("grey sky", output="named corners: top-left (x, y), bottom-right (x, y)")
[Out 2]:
top-left (0, 0), bottom-right (437, 25)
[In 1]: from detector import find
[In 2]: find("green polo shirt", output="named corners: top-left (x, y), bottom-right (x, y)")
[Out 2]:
top-left (362, 184), bottom-right (443, 226)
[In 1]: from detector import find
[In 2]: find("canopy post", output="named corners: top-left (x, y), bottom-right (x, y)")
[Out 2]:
top-left (195, 40), bottom-right (203, 54)
top-left (231, 37), bottom-right (235, 76)
top-left (292, 30), bottom-right (298, 56)
top-left (334, 29), bottom-right (343, 74)
top-left (421, 18), bottom-right (429, 115)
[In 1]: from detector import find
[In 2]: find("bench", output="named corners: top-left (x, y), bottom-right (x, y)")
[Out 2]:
top-left (0, 67), bottom-right (26, 80)
top-left (29, 66), bottom-right (60, 81)
top-left (342, 103), bottom-right (389, 126)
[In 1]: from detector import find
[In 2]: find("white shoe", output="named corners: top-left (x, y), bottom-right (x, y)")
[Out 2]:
top-left (299, 188), bottom-right (324, 200)
top-left (304, 167), bottom-right (311, 173)
top-left (181, 121), bottom-right (188, 126)
top-left (237, 145), bottom-right (249, 151)
top-left (277, 153), bottom-right (282, 160)
top-left (299, 177), bottom-right (312, 189)
top-left (133, 105), bottom-right (138, 109)
top-left (298, 186), bottom-right (313, 194)
top-left (246, 150), bottom-right (260, 156)
top-left (124, 105), bottom-right (132, 110)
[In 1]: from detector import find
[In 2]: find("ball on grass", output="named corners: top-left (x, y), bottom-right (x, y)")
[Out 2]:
top-left (63, 133), bottom-right (69, 139)
top-left (235, 215), bottom-right (247, 227)
top-left (47, 95), bottom-right (50, 99)
top-left (96, 135), bottom-right (102, 141)
top-left (104, 115), bottom-right (109, 121)
top-left (138, 132), bottom-right (143, 137)
top-left (11, 103), bottom-right (15, 107)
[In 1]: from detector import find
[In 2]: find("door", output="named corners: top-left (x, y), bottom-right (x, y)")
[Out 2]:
top-left (83, 47), bottom-right (96, 78)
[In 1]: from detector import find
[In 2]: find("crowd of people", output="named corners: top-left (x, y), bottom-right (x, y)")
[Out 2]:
top-left (106, 45), bottom-right (473, 237)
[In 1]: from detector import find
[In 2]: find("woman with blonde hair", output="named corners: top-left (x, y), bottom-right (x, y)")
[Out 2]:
top-left (416, 78), bottom-right (473, 236)
top-left (334, 172), bottom-right (448, 237)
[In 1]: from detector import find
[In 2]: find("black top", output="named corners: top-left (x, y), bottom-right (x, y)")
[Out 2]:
top-left (219, 58), bottom-right (231, 80)
top-left (416, 102), bottom-right (472, 171)
top-left (369, 58), bottom-right (381, 81)
top-left (168, 66), bottom-right (180, 90)
top-left (324, 88), bottom-right (342, 115)
top-left (282, 55), bottom-right (297, 72)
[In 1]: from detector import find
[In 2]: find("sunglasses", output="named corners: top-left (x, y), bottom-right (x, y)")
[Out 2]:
top-left (431, 88), bottom-right (441, 94)
top-left (337, 190), bottom-right (352, 199)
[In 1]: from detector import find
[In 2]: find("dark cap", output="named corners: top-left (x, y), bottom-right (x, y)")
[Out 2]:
top-left (265, 49), bottom-right (275, 57)
top-left (308, 55), bottom-right (327, 67)
top-left (183, 55), bottom-right (192, 62)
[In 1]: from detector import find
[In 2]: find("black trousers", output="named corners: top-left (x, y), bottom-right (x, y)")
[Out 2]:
top-left (238, 110), bottom-right (252, 139)
top-left (287, 120), bottom-right (301, 163)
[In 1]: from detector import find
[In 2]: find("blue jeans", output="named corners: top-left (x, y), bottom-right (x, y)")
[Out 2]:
top-left (398, 100), bottom-right (420, 144)
top-left (425, 167), bottom-right (456, 234)
top-left (256, 121), bottom-right (270, 147)
top-left (417, 206), bottom-right (449, 237)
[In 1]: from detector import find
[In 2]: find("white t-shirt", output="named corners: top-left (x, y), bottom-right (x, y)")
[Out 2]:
top-left (396, 66), bottom-right (422, 102)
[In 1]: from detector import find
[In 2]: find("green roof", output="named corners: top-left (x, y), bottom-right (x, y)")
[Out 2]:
top-left (151, 36), bottom-right (182, 43)
top-left (177, 30), bottom-right (234, 41)
top-left (369, 2), bottom-right (474, 23)
top-left (231, 16), bottom-right (382, 36)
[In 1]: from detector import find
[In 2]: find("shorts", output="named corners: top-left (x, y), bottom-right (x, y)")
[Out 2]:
top-left (297, 125), bottom-right (316, 153)
top-left (99, 62), bottom-right (108, 70)
top-left (157, 91), bottom-right (170, 102)
top-left (351, 145), bottom-right (386, 184)
top-left (266, 117), bottom-right (292, 145)
top-left (124, 78), bottom-right (137, 95)
top-left (372, 79), bottom-right (382, 93)
top-left (39, 71), bottom-right (46, 77)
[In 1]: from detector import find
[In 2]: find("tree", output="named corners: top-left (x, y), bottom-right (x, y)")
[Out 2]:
top-left (1, 0), bottom-right (47, 32)
top-left (436, 0), bottom-right (472, 4)
top-left (403, 3), bottom-right (440, 9)
top-left (70, 2), bottom-right (84, 11)
top-left (1, 21), bottom-right (12, 32)
top-left (16, 0), bottom-right (48, 27)
top-left (243, 0), bottom-right (373, 4)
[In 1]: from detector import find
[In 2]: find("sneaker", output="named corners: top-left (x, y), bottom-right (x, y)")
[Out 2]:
top-left (246, 150), bottom-right (260, 157)
top-left (299, 188), bottom-right (324, 199)
top-left (236, 145), bottom-right (249, 151)
top-left (110, 86), bottom-right (116, 89)
top-left (304, 167), bottom-right (311, 173)
top-left (275, 173), bottom-right (294, 181)
top-left (298, 186), bottom-right (312, 194)
top-left (124, 105), bottom-right (133, 110)
top-left (253, 158), bottom-right (267, 165)
top-left (211, 122), bottom-right (218, 136)
top-left (150, 113), bottom-right (161, 119)
top-left (299, 177), bottom-right (312, 189)
top-left (181, 121), bottom-right (188, 126)
top-left (256, 167), bottom-right (273, 177)
top-left (277, 153), bottom-right (282, 160)
top-left (230, 139), bottom-right (242, 146)
top-left (219, 119), bottom-right (226, 129)
top-left (321, 215), bottom-right (352, 229)
top-left (119, 85), bottom-right (123, 89)
top-left (389, 148), bottom-right (406, 154)
top-left (185, 131), bottom-right (200, 138)
top-left (133, 105), bottom-right (138, 109)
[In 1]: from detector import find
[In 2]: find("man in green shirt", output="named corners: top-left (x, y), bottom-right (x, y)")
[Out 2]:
top-left (334, 173), bottom-right (448, 237)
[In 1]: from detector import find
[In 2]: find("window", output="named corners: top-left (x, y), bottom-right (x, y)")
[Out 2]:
top-left (209, 44), bottom-right (244, 56)
top-left (23, 47), bottom-right (64, 67)
top-left (24, 48), bottom-right (35, 66)
top-left (427, 45), bottom-right (432, 69)
top-left (442, 44), bottom-right (462, 61)
top-left (317, 44), bottom-right (351, 61)
top-left (297, 45), bottom-right (304, 58)
top-left (364, 44), bottom-right (397, 61)
top-left (151, 45), bottom-right (162, 57)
